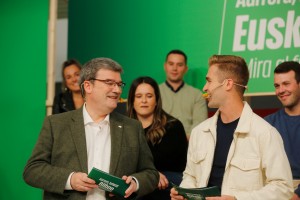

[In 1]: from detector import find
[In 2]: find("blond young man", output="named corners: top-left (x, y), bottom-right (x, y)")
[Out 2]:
top-left (171, 55), bottom-right (293, 200)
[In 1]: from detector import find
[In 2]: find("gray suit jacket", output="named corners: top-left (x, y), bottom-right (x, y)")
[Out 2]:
top-left (23, 108), bottom-right (159, 200)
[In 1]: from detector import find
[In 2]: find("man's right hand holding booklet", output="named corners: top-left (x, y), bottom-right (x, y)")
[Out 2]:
top-left (87, 167), bottom-right (138, 199)
top-left (120, 175), bottom-right (138, 199)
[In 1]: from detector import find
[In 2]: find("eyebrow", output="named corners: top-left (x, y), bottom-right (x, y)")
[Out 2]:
top-left (95, 78), bottom-right (122, 82)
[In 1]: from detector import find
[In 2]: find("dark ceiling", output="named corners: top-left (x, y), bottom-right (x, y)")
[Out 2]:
top-left (58, 0), bottom-right (68, 19)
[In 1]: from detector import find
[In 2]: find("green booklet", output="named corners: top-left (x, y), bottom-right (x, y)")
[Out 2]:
top-left (88, 167), bottom-right (129, 197)
top-left (172, 183), bottom-right (221, 200)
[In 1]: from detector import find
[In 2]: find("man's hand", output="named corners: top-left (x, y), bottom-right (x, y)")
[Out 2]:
top-left (158, 172), bottom-right (169, 190)
top-left (170, 187), bottom-right (186, 200)
top-left (206, 195), bottom-right (236, 200)
top-left (70, 172), bottom-right (98, 191)
top-left (122, 175), bottom-right (137, 198)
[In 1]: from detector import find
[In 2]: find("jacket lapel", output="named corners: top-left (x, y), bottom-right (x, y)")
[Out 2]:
top-left (109, 112), bottom-right (124, 175)
top-left (70, 108), bottom-right (88, 173)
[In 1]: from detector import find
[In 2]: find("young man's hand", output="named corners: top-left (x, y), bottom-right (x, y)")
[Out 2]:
top-left (170, 187), bottom-right (186, 200)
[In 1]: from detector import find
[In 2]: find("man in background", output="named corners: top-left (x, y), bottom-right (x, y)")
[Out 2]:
top-left (24, 57), bottom-right (159, 200)
top-left (159, 49), bottom-right (207, 138)
top-left (265, 61), bottom-right (300, 200)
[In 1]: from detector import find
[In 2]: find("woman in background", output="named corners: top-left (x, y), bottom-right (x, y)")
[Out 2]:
top-left (52, 59), bottom-right (84, 114)
top-left (128, 76), bottom-right (188, 200)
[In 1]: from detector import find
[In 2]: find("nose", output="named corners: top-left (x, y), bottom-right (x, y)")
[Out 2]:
top-left (72, 76), bottom-right (78, 82)
top-left (203, 82), bottom-right (208, 92)
top-left (277, 85), bottom-right (285, 94)
top-left (141, 96), bottom-right (147, 103)
top-left (112, 83), bottom-right (122, 93)
top-left (171, 65), bottom-right (178, 70)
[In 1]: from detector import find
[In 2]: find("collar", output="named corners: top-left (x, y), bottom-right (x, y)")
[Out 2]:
top-left (203, 101), bottom-right (251, 135)
top-left (83, 103), bottom-right (110, 125)
top-left (165, 81), bottom-right (185, 93)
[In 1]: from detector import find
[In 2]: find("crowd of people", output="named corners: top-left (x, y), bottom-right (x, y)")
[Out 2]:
top-left (23, 51), bottom-right (300, 200)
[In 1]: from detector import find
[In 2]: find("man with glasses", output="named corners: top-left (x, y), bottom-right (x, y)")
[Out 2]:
top-left (24, 57), bottom-right (159, 200)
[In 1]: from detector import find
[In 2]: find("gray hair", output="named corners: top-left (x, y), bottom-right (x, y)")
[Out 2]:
top-left (80, 57), bottom-right (123, 97)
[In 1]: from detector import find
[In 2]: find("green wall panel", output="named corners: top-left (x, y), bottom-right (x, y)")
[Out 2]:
top-left (0, 0), bottom-right (48, 199)
top-left (68, 0), bottom-right (223, 98)
top-left (68, 0), bottom-right (300, 96)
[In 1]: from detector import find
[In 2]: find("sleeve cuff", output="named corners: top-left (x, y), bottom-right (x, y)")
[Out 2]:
top-left (131, 176), bottom-right (139, 191)
top-left (65, 172), bottom-right (75, 190)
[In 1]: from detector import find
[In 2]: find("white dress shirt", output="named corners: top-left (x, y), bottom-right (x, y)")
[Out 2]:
top-left (65, 104), bottom-right (139, 199)
top-left (83, 105), bottom-right (111, 200)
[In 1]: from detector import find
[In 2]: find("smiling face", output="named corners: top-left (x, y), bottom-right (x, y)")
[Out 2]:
top-left (164, 53), bottom-right (187, 83)
top-left (274, 70), bottom-right (300, 109)
top-left (133, 83), bottom-right (156, 119)
top-left (84, 68), bottom-right (122, 113)
top-left (63, 64), bottom-right (81, 92)
top-left (203, 64), bottom-right (226, 108)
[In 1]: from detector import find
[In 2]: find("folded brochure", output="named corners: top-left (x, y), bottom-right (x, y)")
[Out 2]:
top-left (172, 183), bottom-right (221, 200)
top-left (88, 167), bottom-right (129, 197)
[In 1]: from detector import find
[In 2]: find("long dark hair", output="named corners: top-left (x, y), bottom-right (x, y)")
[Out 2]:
top-left (127, 76), bottom-right (167, 144)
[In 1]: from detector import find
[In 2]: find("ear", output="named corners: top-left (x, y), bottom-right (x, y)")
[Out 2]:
top-left (83, 81), bottom-right (93, 94)
top-left (225, 79), bottom-right (234, 90)
top-left (184, 65), bottom-right (188, 73)
top-left (163, 62), bottom-right (167, 71)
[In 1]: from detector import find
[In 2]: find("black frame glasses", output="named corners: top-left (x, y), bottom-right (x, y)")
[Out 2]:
top-left (90, 78), bottom-right (126, 89)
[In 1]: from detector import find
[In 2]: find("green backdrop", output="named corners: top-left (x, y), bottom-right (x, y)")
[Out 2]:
top-left (68, 0), bottom-right (224, 98)
top-left (0, 0), bottom-right (48, 199)
top-left (68, 0), bottom-right (300, 97)
top-left (220, 0), bottom-right (300, 95)
top-left (2, 0), bottom-right (298, 199)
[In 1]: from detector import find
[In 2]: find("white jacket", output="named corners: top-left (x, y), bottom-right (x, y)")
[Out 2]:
top-left (181, 102), bottom-right (293, 200)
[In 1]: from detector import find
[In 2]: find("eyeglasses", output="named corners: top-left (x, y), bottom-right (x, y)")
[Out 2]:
top-left (90, 78), bottom-right (126, 89)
